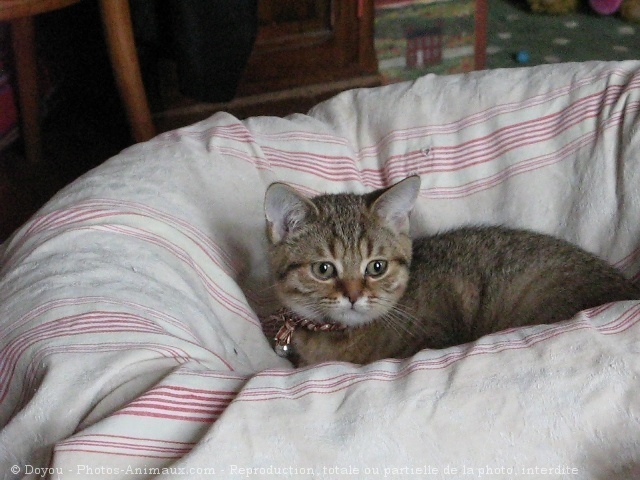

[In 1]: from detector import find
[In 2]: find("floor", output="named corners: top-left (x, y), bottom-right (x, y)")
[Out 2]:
top-left (2, 0), bottom-right (640, 241)
top-left (485, 0), bottom-right (640, 68)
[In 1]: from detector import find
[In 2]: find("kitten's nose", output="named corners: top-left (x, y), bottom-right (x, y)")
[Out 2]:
top-left (341, 279), bottom-right (363, 305)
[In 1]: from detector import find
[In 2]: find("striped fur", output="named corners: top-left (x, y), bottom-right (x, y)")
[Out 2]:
top-left (266, 177), bottom-right (640, 366)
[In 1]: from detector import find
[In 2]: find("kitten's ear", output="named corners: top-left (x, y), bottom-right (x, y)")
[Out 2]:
top-left (370, 175), bottom-right (421, 235)
top-left (264, 183), bottom-right (317, 243)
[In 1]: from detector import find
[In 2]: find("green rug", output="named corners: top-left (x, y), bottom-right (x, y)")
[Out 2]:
top-left (487, 0), bottom-right (640, 69)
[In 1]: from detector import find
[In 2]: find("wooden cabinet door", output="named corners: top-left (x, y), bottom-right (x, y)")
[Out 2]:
top-left (238, 0), bottom-right (378, 95)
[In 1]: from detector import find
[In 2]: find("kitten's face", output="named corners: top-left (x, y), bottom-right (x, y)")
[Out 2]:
top-left (264, 177), bottom-right (420, 328)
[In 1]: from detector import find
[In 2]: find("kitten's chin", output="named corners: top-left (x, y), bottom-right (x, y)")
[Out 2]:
top-left (328, 309), bottom-right (377, 328)
top-left (286, 303), bottom-right (377, 328)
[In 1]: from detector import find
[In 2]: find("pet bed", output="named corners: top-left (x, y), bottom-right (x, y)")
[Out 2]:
top-left (1, 61), bottom-right (640, 479)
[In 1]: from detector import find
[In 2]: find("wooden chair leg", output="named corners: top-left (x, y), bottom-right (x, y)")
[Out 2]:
top-left (99, 0), bottom-right (156, 143)
top-left (11, 17), bottom-right (42, 166)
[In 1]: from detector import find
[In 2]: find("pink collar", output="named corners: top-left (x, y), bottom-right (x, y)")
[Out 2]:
top-left (268, 308), bottom-right (347, 357)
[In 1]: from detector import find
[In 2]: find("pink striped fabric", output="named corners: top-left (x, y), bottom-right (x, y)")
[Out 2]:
top-left (1, 61), bottom-right (640, 478)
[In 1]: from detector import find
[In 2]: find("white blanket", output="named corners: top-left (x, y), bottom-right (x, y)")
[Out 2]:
top-left (1, 61), bottom-right (640, 479)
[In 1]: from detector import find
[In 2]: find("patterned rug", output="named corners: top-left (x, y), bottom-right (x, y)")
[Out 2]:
top-left (487, 0), bottom-right (640, 69)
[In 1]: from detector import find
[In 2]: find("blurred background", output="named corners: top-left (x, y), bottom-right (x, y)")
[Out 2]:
top-left (1, 0), bottom-right (639, 240)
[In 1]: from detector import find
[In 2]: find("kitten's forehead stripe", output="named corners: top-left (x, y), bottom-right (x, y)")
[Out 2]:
top-left (359, 236), bottom-right (369, 260)
top-left (360, 239), bottom-right (372, 258)
top-left (372, 241), bottom-right (385, 258)
top-left (331, 239), bottom-right (344, 260)
top-left (366, 237), bottom-right (375, 259)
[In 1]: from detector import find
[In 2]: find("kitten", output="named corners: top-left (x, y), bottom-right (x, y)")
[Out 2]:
top-left (264, 176), bottom-right (639, 366)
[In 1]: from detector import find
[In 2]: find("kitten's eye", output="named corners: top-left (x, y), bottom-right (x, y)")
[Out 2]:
top-left (365, 259), bottom-right (388, 277)
top-left (311, 262), bottom-right (336, 280)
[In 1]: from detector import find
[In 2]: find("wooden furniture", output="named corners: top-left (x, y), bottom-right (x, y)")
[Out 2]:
top-left (238, 0), bottom-right (379, 95)
top-left (475, 0), bottom-right (488, 71)
top-left (0, 0), bottom-right (155, 166)
top-left (155, 0), bottom-right (381, 131)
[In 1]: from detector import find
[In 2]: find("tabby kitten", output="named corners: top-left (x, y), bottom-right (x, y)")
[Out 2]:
top-left (264, 176), bottom-right (639, 366)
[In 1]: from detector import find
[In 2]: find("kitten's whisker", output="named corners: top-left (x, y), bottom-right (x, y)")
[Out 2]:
top-left (380, 311), bottom-right (416, 339)
top-left (295, 301), bottom-right (326, 321)
top-left (372, 302), bottom-right (412, 337)
top-left (376, 299), bottom-right (427, 339)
